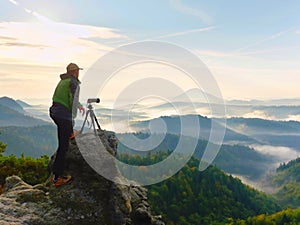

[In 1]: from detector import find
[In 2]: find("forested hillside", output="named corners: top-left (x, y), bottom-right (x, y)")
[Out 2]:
top-left (268, 157), bottom-right (300, 207)
top-left (117, 133), bottom-right (272, 179)
top-left (0, 125), bottom-right (57, 157)
top-left (2, 136), bottom-right (300, 225)
top-left (230, 208), bottom-right (300, 225)
top-left (0, 141), bottom-right (49, 186)
top-left (118, 152), bottom-right (281, 225)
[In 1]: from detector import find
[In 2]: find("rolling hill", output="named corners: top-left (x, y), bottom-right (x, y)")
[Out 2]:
top-left (0, 97), bottom-right (49, 127)
top-left (0, 104), bottom-right (49, 127)
top-left (118, 153), bottom-right (281, 225)
top-left (266, 157), bottom-right (300, 207)
top-left (0, 125), bottom-right (57, 157)
top-left (226, 117), bottom-right (300, 149)
top-left (130, 115), bottom-right (260, 144)
top-left (116, 132), bottom-right (274, 180)
top-left (130, 114), bottom-right (300, 150)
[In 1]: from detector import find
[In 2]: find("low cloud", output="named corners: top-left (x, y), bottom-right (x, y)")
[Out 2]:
top-left (250, 144), bottom-right (299, 164)
top-left (286, 114), bottom-right (300, 122)
top-left (242, 110), bottom-right (275, 120)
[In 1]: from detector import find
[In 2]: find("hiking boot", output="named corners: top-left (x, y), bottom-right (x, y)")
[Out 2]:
top-left (52, 175), bottom-right (72, 187)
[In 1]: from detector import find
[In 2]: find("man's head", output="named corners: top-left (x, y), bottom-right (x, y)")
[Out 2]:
top-left (66, 63), bottom-right (83, 78)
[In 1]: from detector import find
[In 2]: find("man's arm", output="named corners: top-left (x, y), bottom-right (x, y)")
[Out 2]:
top-left (70, 78), bottom-right (85, 115)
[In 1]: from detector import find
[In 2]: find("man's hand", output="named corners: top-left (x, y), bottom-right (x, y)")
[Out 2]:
top-left (79, 106), bottom-right (85, 116)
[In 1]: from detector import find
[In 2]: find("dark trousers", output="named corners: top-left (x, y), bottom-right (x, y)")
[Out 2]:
top-left (50, 115), bottom-right (73, 177)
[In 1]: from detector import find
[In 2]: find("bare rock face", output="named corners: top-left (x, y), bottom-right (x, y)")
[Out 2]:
top-left (0, 130), bottom-right (165, 225)
top-left (0, 175), bottom-right (61, 225)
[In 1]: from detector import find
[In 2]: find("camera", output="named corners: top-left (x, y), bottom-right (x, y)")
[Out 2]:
top-left (87, 98), bottom-right (100, 103)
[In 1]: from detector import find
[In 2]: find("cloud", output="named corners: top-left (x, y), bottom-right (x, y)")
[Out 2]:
top-left (250, 144), bottom-right (299, 163)
top-left (242, 110), bottom-right (275, 120)
top-left (0, 42), bottom-right (47, 48)
top-left (155, 26), bottom-right (216, 39)
top-left (234, 27), bottom-right (297, 53)
top-left (195, 49), bottom-right (232, 58)
top-left (0, 36), bottom-right (16, 41)
top-left (3, 0), bottom-right (127, 56)
top-left (286, 114), bottom-right (300, 122)
top-left (169, 0), bottom-right (213, 24)
top-left (0, 21), bottom-right (128, 67)
top-left (0, 21), bottom-right (126, 43)
top-left (1, 0), bottom-right (129, 101)
top-left (195, 27), bottom-right (299, 66)
top-left (8, 0), bottom-right (18, 6)
top-left (196, 46), bottom-right (300, 59)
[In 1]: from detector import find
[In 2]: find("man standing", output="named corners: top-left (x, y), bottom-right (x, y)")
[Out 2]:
top-left (49, 63), bottom-right (85, 187)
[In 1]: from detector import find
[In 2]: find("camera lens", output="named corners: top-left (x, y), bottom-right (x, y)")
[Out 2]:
top-left (87, 98), bottom-right (100, 103)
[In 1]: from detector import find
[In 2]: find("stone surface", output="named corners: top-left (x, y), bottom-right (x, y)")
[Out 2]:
top-left (0, 130), bottom-right (165, 225)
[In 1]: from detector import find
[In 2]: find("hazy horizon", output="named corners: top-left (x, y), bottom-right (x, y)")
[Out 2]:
top-left (9, 93), bottom-right (300, 107)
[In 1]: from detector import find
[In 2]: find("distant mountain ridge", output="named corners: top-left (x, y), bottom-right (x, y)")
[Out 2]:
top-left (16, 99), bottom-right (32, 108)
top-left (226, 117), bottom-right (300, 149)
top-left (0, 104), bottom-right (49, 127)
top-left (227, 98), bottom-right (300, 106)
top-left (0, 97), bottom-right (49, 127)
top-left (131, 114), bottom-right (259, 145)
top-left (131, 114), bottom-right (300, 149)
top-left (173, 88), bottom-right (300, 106)
top-left (227, 117), bottom-right (300, 134)
top-left (0, 96), bottom-right (24, 113)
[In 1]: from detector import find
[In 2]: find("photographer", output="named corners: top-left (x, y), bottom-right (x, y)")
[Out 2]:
top-left (49, 63), bottom-right (85, 187)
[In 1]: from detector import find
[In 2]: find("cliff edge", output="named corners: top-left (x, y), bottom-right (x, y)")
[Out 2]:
top-left (0, 130), bottom-right (164, 225)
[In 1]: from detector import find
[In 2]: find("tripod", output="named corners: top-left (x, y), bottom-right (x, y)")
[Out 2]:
top-left (80, 103), bottom-right (101, 135)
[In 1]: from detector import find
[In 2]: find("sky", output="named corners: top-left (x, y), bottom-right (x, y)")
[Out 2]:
top-left (1, 0), bottom-right (300, 105)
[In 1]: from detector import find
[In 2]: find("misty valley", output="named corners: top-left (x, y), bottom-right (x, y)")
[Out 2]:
top-left (1, 96), bottom-right (300, 224)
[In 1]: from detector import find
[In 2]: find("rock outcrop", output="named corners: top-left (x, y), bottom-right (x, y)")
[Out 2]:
top-left (0, 130), bottom-right (164, 225)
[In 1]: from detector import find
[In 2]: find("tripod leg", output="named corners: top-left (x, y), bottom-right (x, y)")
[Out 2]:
top-left (91, 112), bottom-right (101, 135)
top-left (91, 115), bottom-right (97, 135)
top-left (80, 110), bottom-right (90, 134)
top-left (93, 113), bottom-right (102, 131)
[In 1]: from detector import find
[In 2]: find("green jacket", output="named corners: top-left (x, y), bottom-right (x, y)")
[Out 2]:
top-left (51, 73), bottom-right (81, 120)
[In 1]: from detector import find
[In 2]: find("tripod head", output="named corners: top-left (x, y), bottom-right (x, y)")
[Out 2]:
top-left (87, 103), bottom-right (94, 110)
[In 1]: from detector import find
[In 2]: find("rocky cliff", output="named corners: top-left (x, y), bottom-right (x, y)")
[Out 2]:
top-left (0, 131), bottom-right (164, 225)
